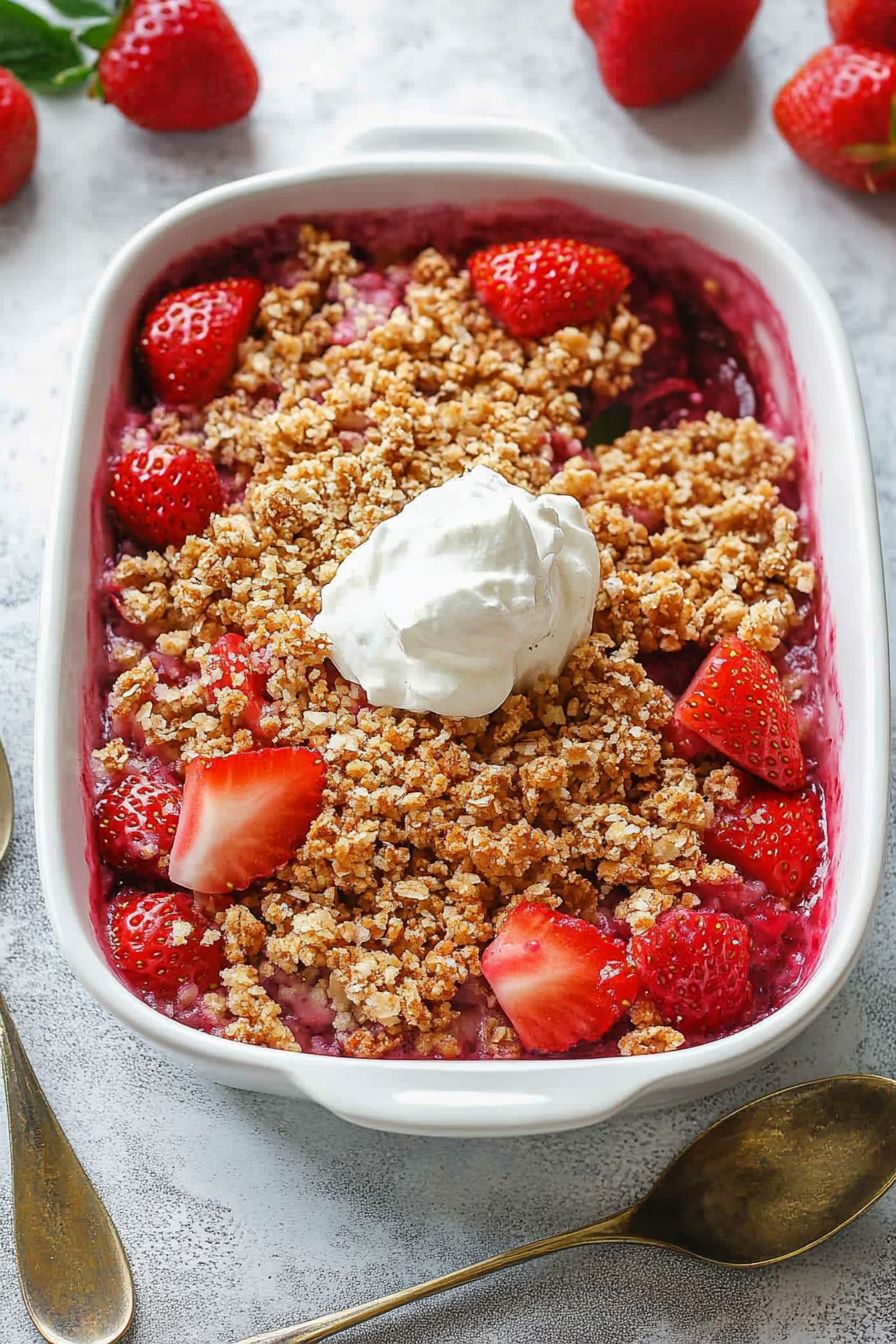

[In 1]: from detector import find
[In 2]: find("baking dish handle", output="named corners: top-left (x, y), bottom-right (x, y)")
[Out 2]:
top-left (337, 117), bottom-right (590, 166)
top-left (289, 1061), bottom-right (668, 1136)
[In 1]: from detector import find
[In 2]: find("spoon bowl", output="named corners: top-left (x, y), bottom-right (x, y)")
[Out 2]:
top-left (626, 1073), bottom-right (896, 1265)
top-left (238, 1074), bottom-right (896, 1344)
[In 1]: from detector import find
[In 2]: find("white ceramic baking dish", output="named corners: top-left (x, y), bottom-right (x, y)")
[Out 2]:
top-left (35, 119), bottom-right (889, 1138)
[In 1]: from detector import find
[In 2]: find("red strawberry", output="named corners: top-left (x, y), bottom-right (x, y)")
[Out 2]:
top-left (705, 781), bottom-right (824, 903)
top-left (109, 889), bottom-right (224, 995)
top-left (95, 775), bottom-right (182, 878)
top-left (108, 443), bottom-right (223, 549)
top-left (480, 901), bottom-right (640, 1053)
top-left (140, 277), bottom-right (264, 405)
top-left (829, 0), bottom-right (896, 49)
top-left (98, 0), bottom-right (259, 133)
top-left (0, 69), bottom-right (37, 208)
top-left (201, 633), bottom-right (269, 736)
top-left (674, 636), bottom-right (806, 790)
top-left (774, 44), bottom-right (896, 193)
top-left (574, 0), bottom-right (761, 108)
top-left (168, 746), bottom-right (326, 893)
top-left (468, 238), bottom-right (631, 340)
top-left (631, 908), bottom-right (752, 1033)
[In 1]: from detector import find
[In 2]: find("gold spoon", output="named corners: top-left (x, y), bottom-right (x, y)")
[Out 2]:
top-left (236, 1073), bottom-right (896, 1344)
top-left (0, 734), bottom-right (134, 1344)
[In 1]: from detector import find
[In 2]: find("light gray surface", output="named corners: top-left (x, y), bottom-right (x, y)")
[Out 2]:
top-left (1, 1), bottom-right (895, 1341)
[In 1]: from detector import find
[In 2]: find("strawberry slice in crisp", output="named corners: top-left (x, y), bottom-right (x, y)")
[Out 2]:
top-left (674, 636), bottom-right (807, 790)
top-left (108, 442), bottom-right (223, 550)
top-left (468, 238), bottom-right (631, 340)
top-left (168, 746), bottom-right (326, 894)
top-left (630, 908), bottom-right (752, 1033)
top-left (705, 779), bottom-right (824, 903)
top-left (201, 633), bottom-right (270, 736)
top-left (109, 890), bottom-right (224, 995)
top-left (95, 775), bottom-right (182, 879)
top-left (140, 277), bottom-right (264, 405)
top-left (481, 901), bottom-right (640, 1053)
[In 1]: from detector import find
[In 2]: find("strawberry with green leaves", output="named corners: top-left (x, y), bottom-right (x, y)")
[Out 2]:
top-left (774, 44), bottom-right (896, 193)
top-left (0, 0), bottom-right (257, 132)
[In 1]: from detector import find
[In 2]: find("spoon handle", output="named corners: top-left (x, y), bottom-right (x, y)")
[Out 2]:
top-left (0, 988), bottom-right (134, 1344)
top-left (234, 1213), bottom-right (636, 1344)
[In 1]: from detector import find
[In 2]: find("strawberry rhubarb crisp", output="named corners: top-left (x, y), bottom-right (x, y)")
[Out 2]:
top-left (89, 217), bottom-right (829, 1061)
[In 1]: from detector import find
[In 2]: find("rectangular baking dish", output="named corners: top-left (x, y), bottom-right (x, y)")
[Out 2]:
top-left (34, 119), bottom-right (889, 1137)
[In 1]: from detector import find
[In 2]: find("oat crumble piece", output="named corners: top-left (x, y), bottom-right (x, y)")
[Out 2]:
top-left (618, 1025), bottom-right (686, 1056)
top-left (99, 226), bottom-right (817, 1053)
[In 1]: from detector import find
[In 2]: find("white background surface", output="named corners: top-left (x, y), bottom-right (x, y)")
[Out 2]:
top-left (2, 1), bottom-right (896, 1340)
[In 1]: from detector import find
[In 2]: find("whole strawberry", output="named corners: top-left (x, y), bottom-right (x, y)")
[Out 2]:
top-left (140, 277), bottom-right (264, 404)
top-left (96, 775), bottom-right (182, 878)
top-left (0, 69), bottom-right (37, 207)
top-left (829, 0), bottom-right (896, 48)
top-left (109, 889), bottom-right (224, 995)
top-left (108, 443), bottom-right (223, 549)
top-left (98, 0), bottom-right (258, 132)
top-left (468, 238), bottom-right (631, 340)
top-left (574, 0), bottom-right (762, 108)
top-left (631, 908), bottom-right (752, 1033)
top-left (774, 44), bottom-right (896, 192)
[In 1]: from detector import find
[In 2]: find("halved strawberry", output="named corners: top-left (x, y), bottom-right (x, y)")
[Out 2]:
top-left (468, 238), bottom-right (631, 340)
top-left (705, 780), bottom-right (824, 902)
top-left (108, 442), bottom-right (223, 550)
top-left (630, 908), bottom-right (752, 1033)
top-left (168, 746), bottom-right (326, 893)
top-left (140, 277), bottom-right (264, 405)
top-left (95, 775), bottom-right (182, 878)
top-left (201, 633), bottom-right (269, 736)
top-left (674, 636), bottom-right (806, 790)
top-left (480, 901), bottom-right (639, 1053)
top-left (109, 889), bottom-right (224, 995)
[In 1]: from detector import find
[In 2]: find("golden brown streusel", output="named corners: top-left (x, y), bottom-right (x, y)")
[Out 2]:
top-left (100, 227), bottom-right (816, 1056)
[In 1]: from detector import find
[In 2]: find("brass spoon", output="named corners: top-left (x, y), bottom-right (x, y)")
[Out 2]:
top-left (237, 1074), bottom-right (896, 1344)
top-left (0, 734), bottom-right (134, 1344)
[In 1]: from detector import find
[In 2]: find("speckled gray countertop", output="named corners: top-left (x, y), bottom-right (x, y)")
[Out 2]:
top-left (2, 1), bottom-right (895, 1340)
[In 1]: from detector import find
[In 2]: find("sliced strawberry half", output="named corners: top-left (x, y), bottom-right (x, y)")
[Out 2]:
top-left (480, 901), bottom-right (640, 1053)
top-left (201, 633), bottom-right (269, 736)
top-left (468, 238), bottom-right (631, 340)
top-left (168, 746), bottom-right (326, 893)
top-left (140, 277), bottom-right (264, 406)
top-left (705, 780), bottom-right (824, 903)
top-left (674, 636), bottom-right (807, 790)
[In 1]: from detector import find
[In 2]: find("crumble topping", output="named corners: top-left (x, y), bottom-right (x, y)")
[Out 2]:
top-left (99, 227), bottom-right (816, 1057)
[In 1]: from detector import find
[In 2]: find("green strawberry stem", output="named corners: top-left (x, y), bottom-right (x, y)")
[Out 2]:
top-left (840, 95), bottom-right (896, 173)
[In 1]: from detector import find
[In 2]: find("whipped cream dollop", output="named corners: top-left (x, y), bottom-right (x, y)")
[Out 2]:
top-left (312, 465), bottom-right (601, 718)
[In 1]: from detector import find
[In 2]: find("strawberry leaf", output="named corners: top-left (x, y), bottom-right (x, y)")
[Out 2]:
top-left (79, 16), bottom-right (118, 48)
top-left (0, 0), bottom-right (86, 91)
top-left (48, 0), bottom-right (111, 16)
